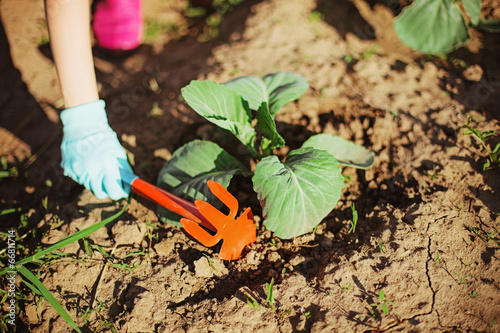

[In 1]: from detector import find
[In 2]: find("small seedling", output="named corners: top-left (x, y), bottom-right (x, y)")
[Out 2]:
top-left (467, 226), bottom-right (499, 245)
top-left (424, 165), bottom-right (445, 181)
top-left (452, 271), bottom-right (472, 285)
top-left (304, 311), bottom-right (312, 319)
top-left (146, 102), bottom-right (163, 118)
top-left (348, 203), bottom-right (358, 234)
top-left (360, 44), bottom-right (378, 61)
top-left (378, 240), bottom-right (385, 253)
top-left (203, 253), bottom-right (219, 272)
top-left (41, 196), bottom-right (49, 211)
top-left (485, 229), bottom-right (499, 246)
top-left (265, 277), bottom-right (276, 312)
top-left (435, 251), bottom-right (441, 264)
top-left (455, 116), bottom-right (500, 170)
top-left (268, 238), bottom-right (279, 247)
top-left (0, 157), bottom-right (18, 179)
top-left (281, 268), bottom-right (289, 278)
top-left (470, 290), bottom-right (477, 298)
top-left (343, 282), bottom-right (352, 292)
top-left (245, 294), bottom-right (259, 309)
top-left (370, 289), bottom-right (394, 317)
top-left (467, 226), bottom-right (481, 235)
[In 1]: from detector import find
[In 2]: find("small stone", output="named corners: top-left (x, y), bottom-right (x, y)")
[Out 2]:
top-left (268, 251), bottom-right (281, 262)
top-left (290, 254), bottom-right (305, 266)
top-left (194, 257), bottom-right (214, 278)
top-left (246, 250), bottom-right (261, 266)
top-left (462, 64), bottom-right (483, 82)
top-left (321, 237), bottom-right (333, 249)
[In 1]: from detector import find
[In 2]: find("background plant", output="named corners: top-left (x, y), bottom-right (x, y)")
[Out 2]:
top-left (393, 0), bottom-right (498, 54)
top-left (157, 72), bottom-right (375, 239)
top-left (455, 115), bottom-right (500, 170)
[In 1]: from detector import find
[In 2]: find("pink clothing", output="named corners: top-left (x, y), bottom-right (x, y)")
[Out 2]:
top-left (92, 0), bottom-right (143, 51)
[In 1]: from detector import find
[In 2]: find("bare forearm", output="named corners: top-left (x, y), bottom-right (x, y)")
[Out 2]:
top-left (45, 0), bottom-right (98, 108)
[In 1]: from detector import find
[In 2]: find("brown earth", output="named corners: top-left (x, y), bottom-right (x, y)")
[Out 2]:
top-left (1, 0), bottom-right (500, 332)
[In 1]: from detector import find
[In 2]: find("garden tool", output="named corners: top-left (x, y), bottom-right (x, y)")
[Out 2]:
top-left (121, 172), bottom-right (256, 260)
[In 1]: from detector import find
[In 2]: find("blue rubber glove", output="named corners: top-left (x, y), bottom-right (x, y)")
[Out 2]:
top-left (60, 100), bottom-right (133, 200)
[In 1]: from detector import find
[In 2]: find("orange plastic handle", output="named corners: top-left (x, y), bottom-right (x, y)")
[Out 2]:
top-left (130, 178), bottom-right (216, 232)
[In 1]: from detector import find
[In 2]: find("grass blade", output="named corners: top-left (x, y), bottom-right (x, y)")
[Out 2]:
top-left (17, 266), bottom-right (82, 333)
top-left (17, 206), bottom-right (126, 266)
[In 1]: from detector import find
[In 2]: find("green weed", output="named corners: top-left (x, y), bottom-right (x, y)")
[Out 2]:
top-left (344, 54), bottom-right (354, 64)
top-left (245, 293), bottom-right (260, 309)
top-left (424, 165), bottom-right (445, 181)
top-left (0, 156), bottom-right (18, 179)
top-left (309, 11), bottom-right (324, 23)
top-left (435, 251), bottom-right (441, 264)
top-left (455, 115), bottom-right (500, 170)
top-left (467, 226), bottom-right (499, 246)
top-left (452, 271), bottom-right (472, 285)
top-left (203, 253), bottom-right (219, 272)
top-left (268, 238), bottom-right (279, 247)
top-left (348, 203), bottom-right (358, 234)
top-left (0, 204), bottom-right (127, 333)
top-left (378, 240), bottom-right (385, 253)
top-left (265, 277), bottom-right (276, 312)
top-left (369, 289), bottom-right (394, 317)
top-left (360, 44), bottom-right (378, 61)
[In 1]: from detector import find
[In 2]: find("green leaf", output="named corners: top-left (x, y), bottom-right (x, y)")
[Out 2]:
top-left (393, 0), bottom-right (469, 54)
top-left (253, 147), bottom-right (344, 239)
top-left (256, 102), bottom-right (285, 154)
top-left (381, 303), bottom-right (389, 315)
top-left (379, 289), bottom-right (385, 301)
top-left (17, 266), bottom-right (82, 333)
top-left (83, 238), bottom-right (93, 258)
top-left (223, 76), bottom-right (268, 110)
top-left (462, 0), bottom-right (481, 26)
top-left (302, 134), bottom-right (375, 169)
top-left (262, 72), bottom-right (309, 116)
top-left (476, 19), bottom-right (500, 32)
top-left (224, 72), bottom-right (309, 116)
top-left (181, 80), bottom-right (256, 148)
top-left (157, 140), bottom-right (241, 226)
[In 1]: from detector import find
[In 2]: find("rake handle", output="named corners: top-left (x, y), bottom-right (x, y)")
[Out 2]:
top-left (121, 172), bottom-right (216, 231)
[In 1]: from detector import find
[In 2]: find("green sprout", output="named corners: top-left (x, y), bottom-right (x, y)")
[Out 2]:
top-left (370, 289), bottom-right (394, 317)
top-left (348, 203), bottom-right (358, 234)
top-left (455, 115), bottom-right (500, 170)
top-left (265, 277), bottom-right (276, 312)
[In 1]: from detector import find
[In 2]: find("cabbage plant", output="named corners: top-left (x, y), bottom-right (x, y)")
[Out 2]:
top-left (157, 73), bottom-right (374, 239)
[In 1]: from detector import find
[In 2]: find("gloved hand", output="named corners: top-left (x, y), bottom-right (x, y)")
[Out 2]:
top-left (60, 100), bottom-right (134, 200)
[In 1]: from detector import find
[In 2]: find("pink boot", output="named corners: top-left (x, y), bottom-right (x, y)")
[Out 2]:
top-left (92, 0), bottom-right (143, 53)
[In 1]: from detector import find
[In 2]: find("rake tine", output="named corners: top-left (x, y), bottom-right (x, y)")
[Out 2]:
top-left (181, 218), bottom-right (222, 247)
top-left (207, 180), bottom-right (238, 219)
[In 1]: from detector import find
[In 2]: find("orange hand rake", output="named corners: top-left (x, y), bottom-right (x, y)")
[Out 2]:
top-left (122, 172), bottom-right (256, 260)
top-left (180, 180), bottom-right (256, 260)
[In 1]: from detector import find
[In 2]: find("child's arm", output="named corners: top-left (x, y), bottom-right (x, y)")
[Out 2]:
top-left (44, 0), bottom-right (134, 200)
top-left (45, 0), bottom-right (98, 108)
